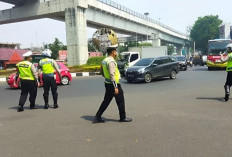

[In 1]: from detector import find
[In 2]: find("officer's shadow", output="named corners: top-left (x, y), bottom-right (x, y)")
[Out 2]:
top-left (196, 97), bottom-right (225, 102)
top-left (8, 105), bottom-right (48, 110)
top-left (81, 115), bottom-right (119, 123)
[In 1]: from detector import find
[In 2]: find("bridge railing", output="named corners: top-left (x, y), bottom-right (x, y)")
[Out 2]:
top-left (97, 0), bottom-right (186, 36)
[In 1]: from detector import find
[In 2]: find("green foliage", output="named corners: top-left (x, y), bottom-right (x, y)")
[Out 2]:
top-left (168, 45), bottom-right (175, 55)
top-left (86, 56), bottom-right (105, 66)
top-left (69, 65), bottom-right (101, 72)
top-left (138, 42), bottom-right (153, 47)
top-left (0, 69), bottom-right (16, 77)
top-left (44, 38), bottom-right (67, 60)
top-left (190, 15), bottom-right (223, 53)
top-left (118, 46), bottom-right (128, 53)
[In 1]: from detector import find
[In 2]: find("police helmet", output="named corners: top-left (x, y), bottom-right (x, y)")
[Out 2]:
top-left (23, 51), bottom-right (33, 57)
top-left (42, 49), bottom-right (52, 57)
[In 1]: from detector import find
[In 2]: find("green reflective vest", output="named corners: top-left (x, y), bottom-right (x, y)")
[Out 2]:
top-left (227, 53), bottom-right (232, 72)
top-left (16, 61), bottom-right (35, 80)
top-left (102, 57), bottom-right (121, 84)
top-left (39, 58), bottom-right (55, 74)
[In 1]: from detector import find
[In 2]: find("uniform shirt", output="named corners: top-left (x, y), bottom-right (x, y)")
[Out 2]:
top-left (100, 56), bottom-right (118, 88)
top-left (103, 56), bottom-right (116, 82)
top-left (16, 63), bottom-right (38, 80)
top-left (38, 58), bottom-right (60, 73)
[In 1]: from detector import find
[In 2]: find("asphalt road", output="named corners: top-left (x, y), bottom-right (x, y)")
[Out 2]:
top-left (0, 66), bottom-right (232, 157)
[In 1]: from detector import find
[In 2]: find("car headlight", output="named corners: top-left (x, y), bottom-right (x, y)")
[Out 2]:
top-left (138, 68), bottom-right (145, 73)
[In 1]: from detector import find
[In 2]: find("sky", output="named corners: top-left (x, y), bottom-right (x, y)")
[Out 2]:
top-left (0, 0), bottom-right (231, 48)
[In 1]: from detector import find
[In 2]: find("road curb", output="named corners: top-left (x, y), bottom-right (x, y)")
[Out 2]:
top-left (0, 72), bottom-right (101, 82)
top-left (0, 78), bottom-right (6, 82)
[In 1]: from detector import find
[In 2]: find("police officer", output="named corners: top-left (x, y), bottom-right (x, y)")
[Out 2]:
top-left (94, 45), bottom-right (132, 123)
top-left (38, 49), bottom-right (62, 109)
top-left (221, 43), bottom-right (232, 101)
top-left (16, 51), bottom-right (38, 112)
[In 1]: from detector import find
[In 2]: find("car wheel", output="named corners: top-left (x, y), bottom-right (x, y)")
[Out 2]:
top-left (144, 73), bottom-right (152, 83)
top-left (170, 70), bottom-right (177, 79)
top-left (184, 66), bottom-right (187, 71)
top-left (61, 76), bottom-right (69, 85)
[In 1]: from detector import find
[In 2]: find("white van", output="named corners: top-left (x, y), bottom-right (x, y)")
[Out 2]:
top-left (117, 52), bottom-right (140, 75)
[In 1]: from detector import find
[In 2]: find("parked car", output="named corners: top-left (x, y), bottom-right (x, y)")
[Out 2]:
top-left (125, 56), bottom-right (180, 83)
top-left (7, 62), bottom-right (72, 88)
top-left (176, 56), bottom-right (187, 71)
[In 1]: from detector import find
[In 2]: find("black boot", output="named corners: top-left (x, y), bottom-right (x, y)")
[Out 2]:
top-left (30, 104), bottom-right (37, 109)
top-left (93, 117), bottom-right (105, 123)
top-left (119, 117), bottom-right (132, 122)
top-left (43, 94), bottom-right (49, 109)
top-left (17, 106), bottom-right (24, 112)
top-left (224, 85), bottom-right (230, 102)
top-left (54, 104), bottom-right (59, 109)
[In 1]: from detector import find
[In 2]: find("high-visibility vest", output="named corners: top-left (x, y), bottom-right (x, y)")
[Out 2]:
top-left (16, 61), bottom-right (35, 80)
top-left (102, 57), bottom-right (121, 84)
top-left (39, 58), bottom-right (55, 74)
top-left (227, 53), bottom-right (232, 72)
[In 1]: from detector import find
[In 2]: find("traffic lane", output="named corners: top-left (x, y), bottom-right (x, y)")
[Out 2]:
top-left (0, 67), bottom-right (232, 157)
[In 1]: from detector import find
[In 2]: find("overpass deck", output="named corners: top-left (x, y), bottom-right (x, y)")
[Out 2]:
top-left (0, 0), bottom-right (36, 6)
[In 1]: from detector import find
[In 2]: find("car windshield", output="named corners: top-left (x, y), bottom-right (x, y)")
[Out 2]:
top-left (134, 58), bottom-right (154, 66)
top-left (208, 40), bottom-right (231, 55)
top-left (176, 56), bottom-right (186, 61)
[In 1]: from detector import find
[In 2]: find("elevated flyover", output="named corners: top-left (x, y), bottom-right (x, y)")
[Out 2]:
top-left (0, 0), bottom-right (190, 65)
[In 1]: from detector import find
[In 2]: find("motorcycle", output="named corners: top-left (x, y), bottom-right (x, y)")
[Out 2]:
top-left (187, 60), bottom-right (193, 67)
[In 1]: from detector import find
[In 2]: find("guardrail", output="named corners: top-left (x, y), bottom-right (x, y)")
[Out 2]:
top-left (97, 0), bottom-right (186, 36)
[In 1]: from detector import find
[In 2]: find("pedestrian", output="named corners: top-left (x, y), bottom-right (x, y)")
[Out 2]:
top-left (94, 45), bottom-right (132, 123)
top-left (38, 49), bottom-right (62, 109)
top-left (16, 51), bottom-right (39, 112)
top-left (221, 43), bottom-right (232, 101)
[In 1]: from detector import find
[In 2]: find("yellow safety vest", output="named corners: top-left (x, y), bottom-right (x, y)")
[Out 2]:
top-left (102, 57), bottom-right (121, 84)
top-left (227, 53), bottom-right (232, 72)
top-left (39, 58), bottom-right (55, 74)
top-left (16, 61), bottom-right (35, 80)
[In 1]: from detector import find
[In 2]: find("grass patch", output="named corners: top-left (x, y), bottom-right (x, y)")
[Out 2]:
top-left (69, 65), bottom-right (101, 73)
top-left (0, 69), bottom-right (16, 77)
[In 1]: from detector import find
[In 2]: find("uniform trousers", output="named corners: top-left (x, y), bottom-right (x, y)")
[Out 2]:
top-left (42, 75), bottom-right (58, 105)
top-left (18, 79), bottom-right (37, 107)
top-left (225, 71), bottom-right (232, 86)
top-left (96, 83), bottom-right (126, 119)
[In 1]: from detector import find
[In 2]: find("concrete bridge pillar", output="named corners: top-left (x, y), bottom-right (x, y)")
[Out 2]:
top-left (151, 33), bottom-right (161, 47)
top-left (65, 1), bottom-right (88, 66)
top-left (176, 45), bottom-right (185, 55)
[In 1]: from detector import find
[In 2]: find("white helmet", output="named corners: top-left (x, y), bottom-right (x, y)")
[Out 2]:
top-left (226, 43), bottom-right (232, 49)
top-left (23, 51), bottom-right (33, 57)
top-left (42, 49), bottom-right (52, 57)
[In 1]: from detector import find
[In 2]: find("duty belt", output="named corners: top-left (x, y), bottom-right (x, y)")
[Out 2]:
top-left (43, 73), bottom-right (54, 77)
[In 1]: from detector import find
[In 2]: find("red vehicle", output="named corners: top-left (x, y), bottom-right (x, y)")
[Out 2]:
top-left (7, 62), bottom-right (72, 88)
top-left (207, 39), bottom-right (232, 70)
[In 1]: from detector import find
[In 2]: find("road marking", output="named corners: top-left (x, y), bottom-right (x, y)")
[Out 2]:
top-left (71, 73), bottom-right (76, 77)
top-left (0, 78), bottom-right (6, 82)
top-left (82, 72), bottom-right (90, 76)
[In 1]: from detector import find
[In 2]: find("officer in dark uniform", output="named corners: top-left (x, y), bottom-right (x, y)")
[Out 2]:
top-left (16, 51), bottom-right (38, 112)
top-left (39, 49), bottom-right (62, 109)
top-left (221, 44), bottom-right (232, 101)
top-left (94, 46), bottom-right (132, 123)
